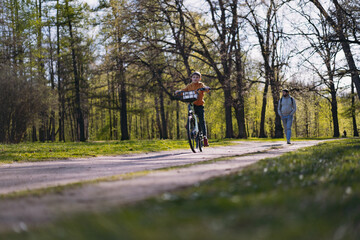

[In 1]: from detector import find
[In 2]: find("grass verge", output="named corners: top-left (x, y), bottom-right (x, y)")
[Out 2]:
top-left (0, 137), bottom-right (335, 164)
top-left (2, 138), bottom-right (360, 239)
top-left (0, 139), bottom-right (237, 164)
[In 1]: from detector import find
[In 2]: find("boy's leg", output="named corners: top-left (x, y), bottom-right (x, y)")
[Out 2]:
top-left (194, 105), bottom-right (207, 136)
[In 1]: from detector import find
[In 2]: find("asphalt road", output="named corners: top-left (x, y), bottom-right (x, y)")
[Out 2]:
top-left (0, 141), bottom-right (296, 195)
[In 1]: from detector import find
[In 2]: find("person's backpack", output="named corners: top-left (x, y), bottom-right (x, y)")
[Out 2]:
top-left (280, 96), bottom-right (294, 110)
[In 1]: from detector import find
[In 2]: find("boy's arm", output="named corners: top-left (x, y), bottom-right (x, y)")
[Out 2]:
top-left (201, 83), bottom-right (210, 92)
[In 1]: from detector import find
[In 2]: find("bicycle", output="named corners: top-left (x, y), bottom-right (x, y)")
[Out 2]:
top-left (174, 88), bottom-right (209, 153)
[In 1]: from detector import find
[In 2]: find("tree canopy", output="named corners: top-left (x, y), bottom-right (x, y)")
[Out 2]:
top-left (0, 0), bottom-right (359, 143)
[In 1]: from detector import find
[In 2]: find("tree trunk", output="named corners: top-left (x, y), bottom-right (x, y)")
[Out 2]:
top-left (32, 126), bottom-right (38, 142)
top-left (234, 105), bottom-right (246, 138)
top-left (114, 20), bottom-right (129, 140)
top-left (57, 0), bottom-right (64, 142)
top-left (176, 101), bottom-right (180, 139)
top-left (155, 97), bottom-right (162, 139)
top-left (233, 30), bottom-right (247, 139)
top-left (331, 98), bottom-right (340, 137)
top-left (314, 99), bottom-right (320, 137)
top-left (36, 0), bottom-right (48, 142)
top-left (47, 17), bottom-right (55, 142)
top-left (49, 111), bottom-right (55, 141)
top-left (107, 72), bottom-right (113, 140)
top-left (294, 113), bottom-right (298, 138)
top-left (111, 76), bottom-right (118, 140)
top-left (223, 84), bottom-right (234, 138)
top-left (330, 85), bottom-right (340, 137)
top-left (259, 80), bottom-right (269, 138)
top-left (68, 107), bottom-right (75, 141)
top-left (304, 102), bottom-right (309, 137)
top-left (119, 78), bottom-right (129, 140)
top-left (109, 104), bottom-right (113, 140)
top-left (351, 80), bottom-right (359, 136)
top-left (66, 0), bottom-right (85, 142)
top-left (234, 69), bottom-right (246, 138)
top-left (270, 76), bottom-right (283, 138)
top-left (159, 91), bottom-right (168, 139)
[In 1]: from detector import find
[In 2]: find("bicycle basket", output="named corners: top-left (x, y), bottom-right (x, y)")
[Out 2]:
top-left (181, 91), bottom-right (198, 102)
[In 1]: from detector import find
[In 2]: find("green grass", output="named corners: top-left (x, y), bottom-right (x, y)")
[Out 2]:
top-left (0, 137), bottom-right (334, 164)
top-left (0, 139), bottom-right (236, 164)
top-left (2, 138), bottom-right (360, 239)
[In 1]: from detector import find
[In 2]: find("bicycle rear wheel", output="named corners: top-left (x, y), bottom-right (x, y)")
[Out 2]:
top-left (187, 116), bottom-right (196, 153)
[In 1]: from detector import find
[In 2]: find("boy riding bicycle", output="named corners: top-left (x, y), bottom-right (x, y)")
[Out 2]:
top-left (175, 71), bottom-right (210, 146)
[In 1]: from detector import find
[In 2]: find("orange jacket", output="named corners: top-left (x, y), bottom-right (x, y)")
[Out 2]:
top-left (181, 82), bottom-right (209, 106)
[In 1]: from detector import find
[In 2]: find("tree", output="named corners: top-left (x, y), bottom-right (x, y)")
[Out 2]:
top-left (295, 10), bottom-right (343, 137)
top-left (56, 0), bottom-right (66, 141)
top-left (244, 0), bottom-right (286, 138)
top-left (64, 0), bottom-right (86, 141)
top-left (308, 0), bottom-right (360, 100)
top-left (185, 0), bottom-right (248, 138)
top-left (110, 0), bottom-right (130, 140)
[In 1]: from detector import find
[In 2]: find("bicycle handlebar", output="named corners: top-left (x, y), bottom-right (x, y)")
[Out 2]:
top-left (175, 87), bottom-right (211, 94)
top-left (196, 87), bottom-right (211, 92)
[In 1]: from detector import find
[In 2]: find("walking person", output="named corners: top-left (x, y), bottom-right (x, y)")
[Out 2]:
top-left (278, 89), bottom-right (297, 144)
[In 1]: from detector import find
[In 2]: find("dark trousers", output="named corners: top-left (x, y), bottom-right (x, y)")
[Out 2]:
top-left (189, 104), bottom-right (207, 137)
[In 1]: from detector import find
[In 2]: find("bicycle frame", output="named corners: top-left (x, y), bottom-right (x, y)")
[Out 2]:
top-left (188, 104), bottom-right (199, 133)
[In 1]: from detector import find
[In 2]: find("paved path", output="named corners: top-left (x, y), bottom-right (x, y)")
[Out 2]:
top-left (0, 141), bottom-right (287, 195)
top-left (0, 140), bottom-right (328, 233)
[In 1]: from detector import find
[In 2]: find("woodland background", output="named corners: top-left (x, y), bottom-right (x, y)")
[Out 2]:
top-left (0, 0), bottom-right (359, 143)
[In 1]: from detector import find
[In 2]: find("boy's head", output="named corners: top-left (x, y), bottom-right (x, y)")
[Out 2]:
top-left (190, 71), bottom-right (201, 83)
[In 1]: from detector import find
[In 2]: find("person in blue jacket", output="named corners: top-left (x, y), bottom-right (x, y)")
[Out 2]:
top-left (278, 89), bottom-right (297, 144)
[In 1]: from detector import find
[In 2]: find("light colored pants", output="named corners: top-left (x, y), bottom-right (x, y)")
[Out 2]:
top-left (282, 115), bottom-right (293, 143)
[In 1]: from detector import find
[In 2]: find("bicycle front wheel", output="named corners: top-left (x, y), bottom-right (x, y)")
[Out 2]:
top-left (187, 116), bottom-right (196, 153)
top-left (197, 131), bottom-right (203, 152)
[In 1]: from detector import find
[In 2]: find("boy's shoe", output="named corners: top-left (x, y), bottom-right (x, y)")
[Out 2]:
top-left (204, 137), bottom-right (209, 147)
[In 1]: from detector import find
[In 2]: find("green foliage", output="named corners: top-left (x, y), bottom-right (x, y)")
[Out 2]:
top-left (2, 0), bottom-right (359, 142)
top-left (206, 89), bottom-right (226, 139)
top-left (2, 139), bottom-right (360, 239)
